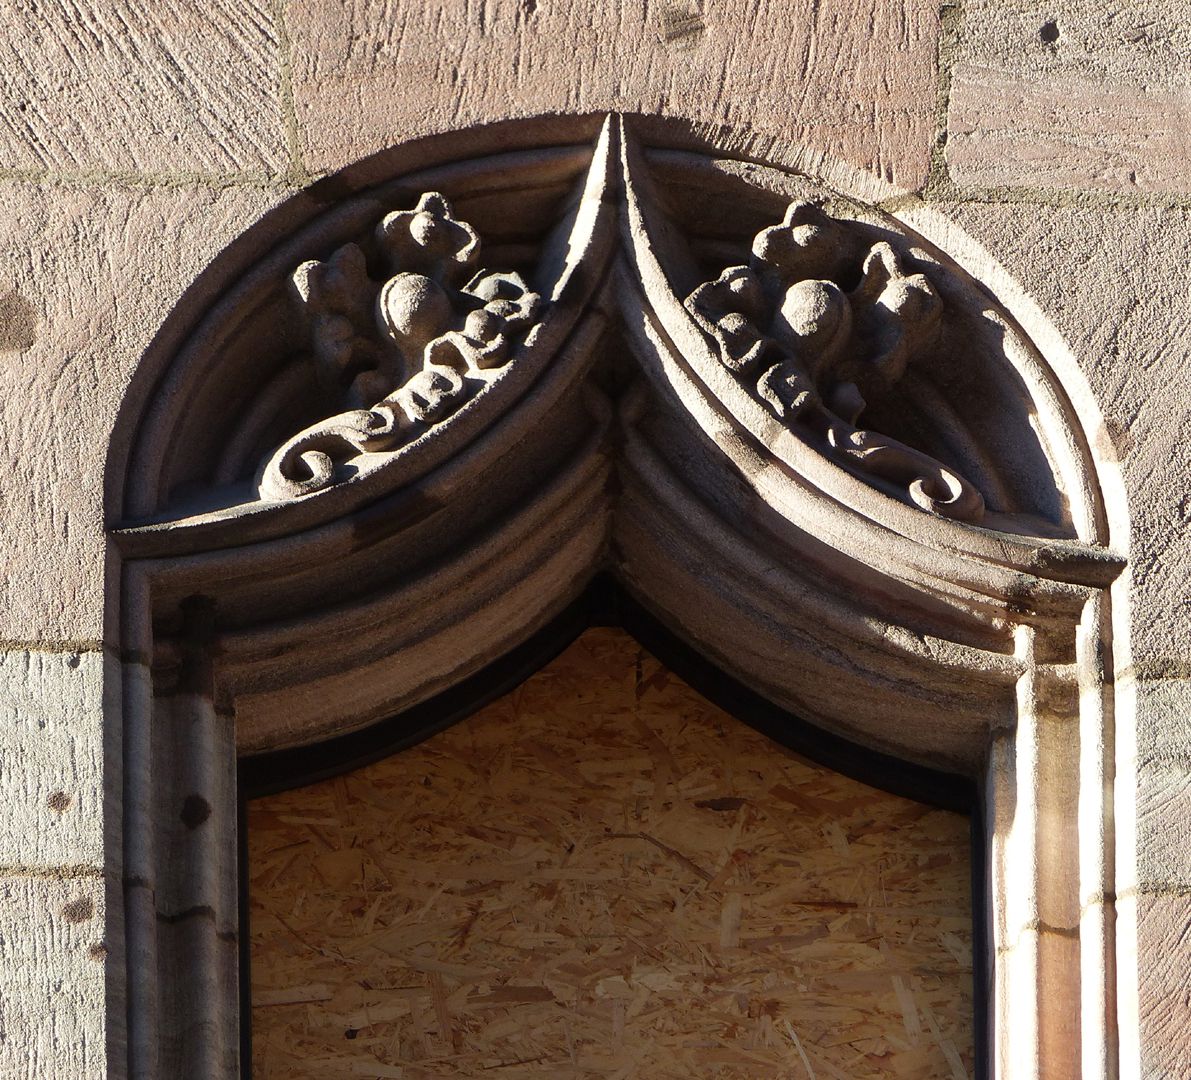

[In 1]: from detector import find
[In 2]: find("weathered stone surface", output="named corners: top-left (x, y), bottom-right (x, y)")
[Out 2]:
top-left (0, 873), bottom-right (108, 1080)
top-left (1131, 890), bottom-right (1191, 1079)
top-left (1135, 757), bottom-right (1191, 888)
top-left (936, 203), bottom-right (1191, 669)
top-left (285, 0), bottom-right (941, 189)
top-left (0, 182), bottom-right (293, 644)
top-left (0, 0), bottom-right (290, 176)
top-left (947, 2), bottom-right (1191, 192)
top-left (1135, 678), bottom-right (1191, 760)
top-left (0, 649), bottom-right (108, 868)
top-left (0, 5), bottom-right (1185, 1073)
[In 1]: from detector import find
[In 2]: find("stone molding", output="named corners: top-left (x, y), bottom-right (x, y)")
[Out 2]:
top-left (108, 115), bottom-right (1127, 1079)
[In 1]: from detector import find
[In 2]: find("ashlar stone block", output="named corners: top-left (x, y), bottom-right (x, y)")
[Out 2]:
top-left (947, 1), bottom-right (1191, 193)
top-left (0, 0), bottom-right (290, 177)
top-left (0, 182), bottom-right (294, 644)
top-left (1129, 890), bottom-right (1191, 1078)
top-left (286, 0), bottom-right (941, 190)
top-left (1134, 678), bottom-right (1191, 761)
top-left (0, 873), bottom-right (108, 1080)
top-left (1135, 756), bottom-right (1191, 889)
top-left (0, 648), bottom-right (109, 869)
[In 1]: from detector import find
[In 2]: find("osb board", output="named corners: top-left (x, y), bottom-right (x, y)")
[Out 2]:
top-left (248, 628), bottom-right (973, 1079)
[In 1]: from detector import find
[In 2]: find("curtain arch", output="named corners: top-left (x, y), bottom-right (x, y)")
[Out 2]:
top-left (108, 114), bottom-right (1127, 1079)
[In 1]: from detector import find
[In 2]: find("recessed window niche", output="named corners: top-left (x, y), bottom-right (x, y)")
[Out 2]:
top-left (245, 628), bottom-right (974, 1078)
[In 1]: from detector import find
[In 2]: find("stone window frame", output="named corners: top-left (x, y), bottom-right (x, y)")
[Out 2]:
top-left (106, 115), bottom-right (1130, 1079)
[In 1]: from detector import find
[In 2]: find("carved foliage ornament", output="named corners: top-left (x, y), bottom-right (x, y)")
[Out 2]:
top-left (262, 193), bottom-right (542, 499)
top-left (126, 117), bottom-right (1096, 550)
top-left (684, 201), bottom-right (982, 521)
top-left (681, 202), bottom-right (986, 523)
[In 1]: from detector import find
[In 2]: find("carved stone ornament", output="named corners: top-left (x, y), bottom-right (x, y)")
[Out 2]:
top-left (117, 114), bottom-right (1121, 762)
top-left (260, 189), bottom-right (551, 499)
top-left (122, 116), bottom-right (1100, 541)
top-left (683, 206), bottom-right (982, 521)
top-left (111, 115), bottom-right (1127, 1080)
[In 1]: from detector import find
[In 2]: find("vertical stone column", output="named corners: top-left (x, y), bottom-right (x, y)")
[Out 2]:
top-left (123, 651), bottom-right (158, 1080)
top-left (150, 692), bottom-right (238, 1078)
top-left (1077, 593), bottom-right (1118, 1080)
top-left (989, 622), bottom-right (1084, 1080)
top-left (124, 597), bottom-right (239, 1080)
top-left (0, 646), bottom-right (122, 1079)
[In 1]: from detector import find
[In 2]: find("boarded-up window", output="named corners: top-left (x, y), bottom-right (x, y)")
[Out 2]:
top-left (247, 628), bottom-right (973, 1078)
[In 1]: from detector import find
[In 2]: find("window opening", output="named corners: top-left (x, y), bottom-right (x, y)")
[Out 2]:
top-left (243, 624), bottom-right (976, 1078)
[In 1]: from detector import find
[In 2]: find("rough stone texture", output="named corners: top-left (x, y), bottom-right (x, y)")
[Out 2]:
top-left (0, 649), bottom-right (107, 869)
top-left (1128, 683), bottom-right (1191, 924)
top-left (935, 202), bottom-right (1191, 1077)
top-left (1136, 678), bottom-right (1191, 760)
top-left (1131, 891), bottom-right (1191, 1077)
top-left (939, 203), bottom-right (1191, 671)
top-left (0, 182), bottom-right (293, 644)
top-left (285, 0), bottom-right (941, 189)
top-left (946, 1), bottom-right (1191, 192)
top-left (0, 873), bottom-right (108, 1080)
top-left (1135, 758), bottom-right (1191, 888)
top-left (0, 0), bottom-right (290, 178)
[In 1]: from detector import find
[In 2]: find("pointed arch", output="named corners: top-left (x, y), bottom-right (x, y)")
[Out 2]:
top-left (108, 114), bottom-right (1126, 1079)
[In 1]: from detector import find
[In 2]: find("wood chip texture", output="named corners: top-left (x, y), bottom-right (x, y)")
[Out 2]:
top-left (249, 628), bottom-right (973, 1079)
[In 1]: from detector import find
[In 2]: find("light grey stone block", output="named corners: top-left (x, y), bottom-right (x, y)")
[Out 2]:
top-left (1135, 757), bottom-right (1191, 888)
top-left (1135, 677), bottom-right (1191, 761)
top-left (0, 649), bottom-right (108, 869)
top-left (0, 873), bottom-right (108, 1080)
